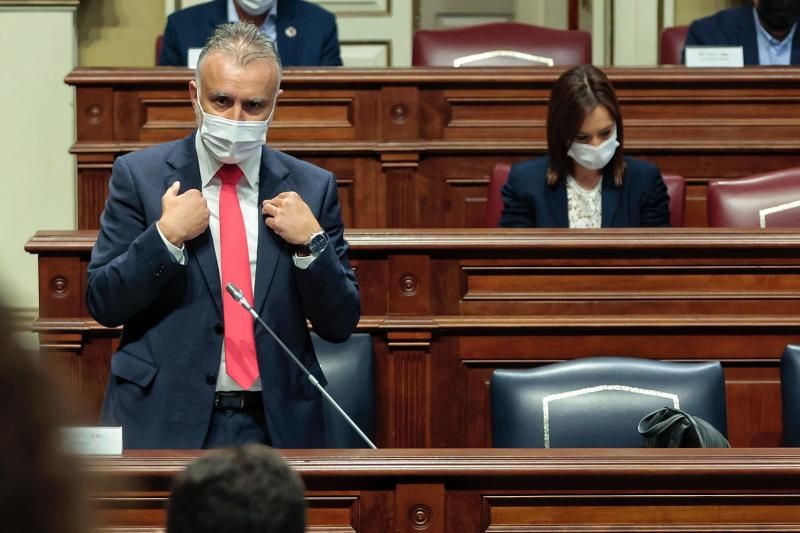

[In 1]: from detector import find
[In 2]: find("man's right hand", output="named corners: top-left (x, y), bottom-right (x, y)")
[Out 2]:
top-left (157, 181), bottom-right (210, 247)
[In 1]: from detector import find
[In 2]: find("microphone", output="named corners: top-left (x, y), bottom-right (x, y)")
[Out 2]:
top-left (225, 283), bottom-right (377, 449)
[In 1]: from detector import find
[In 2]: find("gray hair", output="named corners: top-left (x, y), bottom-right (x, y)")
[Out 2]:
top-left (195, 22), bottom-right (282, 89)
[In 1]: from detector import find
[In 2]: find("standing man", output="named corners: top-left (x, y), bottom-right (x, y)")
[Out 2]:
top-left (159, 0), bottom-right (342, 67)
top-left (684, 0), bottom-right (800, 65)
top-left (88, 22), bottom-right (360, 449)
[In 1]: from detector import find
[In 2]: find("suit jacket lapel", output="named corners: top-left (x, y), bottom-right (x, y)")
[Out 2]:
top-left (792, 26), bottom-right (800, 64)
top-left (276, 0), bottom-right (299, 65)
top-left (601, 171), bottom-right (620, 228)
top-left (253, 147), bottom-right (291, 316)
top-left (166, 135), bottom-right (223, 318)
top-left (546, 179), bottom-right (569, 228)
top-left (741, 8), bottom-right (760, 65)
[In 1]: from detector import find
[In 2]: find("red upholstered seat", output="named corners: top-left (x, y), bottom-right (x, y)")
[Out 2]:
top-left (660, 25), bottom-right (688, 65)
top-left (707, 168), bottom-right (800, 228)
top-left (484, 164), bottom-right (685, 228)
top-left (156, 34), bottom-right (164, 65)
top-left (485, 163), bottom-right (512, 227)
top-left (662, 174), bottom-right (685, 227)
top-left (413, 23), bottom-right (591, 67)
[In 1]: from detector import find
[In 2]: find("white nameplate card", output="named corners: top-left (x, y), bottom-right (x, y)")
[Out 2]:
top-left (684, 46), bottom-right (744, 68)
top-left (188, 48), bottom-right (202, 69)
top-left (63, 427), bottom-right (123, 455)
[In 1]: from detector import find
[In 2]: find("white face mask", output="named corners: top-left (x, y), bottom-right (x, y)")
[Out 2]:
top-left (197, 98), bottom-right (275, 164)
top-left (567, 129), bottom-right (620, 171)
top-left (237, 0), bottom-right (275, 16)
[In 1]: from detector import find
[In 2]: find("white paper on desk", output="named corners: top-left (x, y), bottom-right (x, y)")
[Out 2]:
top-left (63, 426), bottom-right (123, 455)
top-left (188, 48), bottom-right (202, 69)
top-left (685, 46), bottom-right (744, 68)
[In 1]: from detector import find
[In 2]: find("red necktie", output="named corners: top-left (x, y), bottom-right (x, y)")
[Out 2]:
top-left (218, 164), bottom-right (259, 389)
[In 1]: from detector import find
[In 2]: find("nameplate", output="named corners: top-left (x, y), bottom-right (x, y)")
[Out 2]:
top-left (188, 48), bottom-right (202, 69)
top-left (63, 427), bottom-right (123, 455)
top-left (684, 46), bottom-right (744, 68)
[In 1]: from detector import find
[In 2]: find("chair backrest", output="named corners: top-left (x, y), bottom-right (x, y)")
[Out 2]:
top-left (155, 34), bottom-right (164, 65)
top-left (491, 357), bottom-right (727, 448)
top-left (707, 167), bottom-right (800, 227)
top-left (663, 174), bottom-right (686, 227)
top-left (660, 25), bottom-right (688, 65)
top-left (485, 162), bottom-right (512, 227)
top-left (412, 22), bottom-right (591, 67)
top-left (312, 332), bottom-right (375, 448)
top-left (780, 345), bottom-right (800, 445)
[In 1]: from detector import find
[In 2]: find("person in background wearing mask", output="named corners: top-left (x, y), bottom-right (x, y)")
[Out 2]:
top-left (499, 65), bottom-right (670, 228)
top-left (159, 0), bottom-right (342, 67)
top-left (683, 0), bottom-right (800, 65)
top-left (88, 22), bottom-right (360, 449)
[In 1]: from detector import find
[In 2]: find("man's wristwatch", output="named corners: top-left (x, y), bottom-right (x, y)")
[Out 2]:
top-left (300, 229), bottom-right (329, 256)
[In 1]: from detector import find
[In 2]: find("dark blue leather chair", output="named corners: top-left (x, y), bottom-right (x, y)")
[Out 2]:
top-left (491, 357), bottom-right (727, 448)
top-left (781, 345), bottom-right (800, 446)
top-left (312, 332), bottom-right (376, 448)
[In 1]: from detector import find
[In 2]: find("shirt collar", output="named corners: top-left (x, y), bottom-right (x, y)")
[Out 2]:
top-left (227, 0), bottom-right (278, 29)
top-left (194, 131), bottom-right (261, 190)
top-left (754, 6), bottom-right (797, 46)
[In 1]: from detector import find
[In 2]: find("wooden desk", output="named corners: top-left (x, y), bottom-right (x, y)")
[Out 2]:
top-left (27, 229), bottom-right (800, 448)
top-left (89, 448), bottom-right (800, 532)
top-left (68, 67), bottom-right (800, 229)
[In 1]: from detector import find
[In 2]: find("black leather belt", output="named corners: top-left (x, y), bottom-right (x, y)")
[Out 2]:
top-left (213, 391), bottom-right (263, 411)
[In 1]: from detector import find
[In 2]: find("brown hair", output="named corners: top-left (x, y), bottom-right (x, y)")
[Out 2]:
top-left (546, 64), bottom-right (625, 187)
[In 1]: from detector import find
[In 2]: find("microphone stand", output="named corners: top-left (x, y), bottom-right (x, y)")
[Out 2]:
top-left (225, 282), bottom-right (377, 449)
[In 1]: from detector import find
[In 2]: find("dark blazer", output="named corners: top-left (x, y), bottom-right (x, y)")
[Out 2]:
top-left (499, 156), bottom-right (670, 228)
top-left (87, 134), bottom-right (360, 449)
top-left (159, 0), bottom-right (342, 66)
top-left (684, 6), bottom-right (800, 65)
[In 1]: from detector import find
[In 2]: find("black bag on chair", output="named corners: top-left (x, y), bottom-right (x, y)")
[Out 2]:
top-left (638, 407), bottom-right (730, 448)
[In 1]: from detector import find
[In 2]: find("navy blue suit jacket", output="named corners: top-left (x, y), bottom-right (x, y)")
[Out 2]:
top-left (159, 0), bottom-right (342, 66)
top-left (87, 134), bottom-right (360, 449)
top-left (684, 6), bottom-right (800, 65)
top-left (499, 156), bottom-right (670, 228)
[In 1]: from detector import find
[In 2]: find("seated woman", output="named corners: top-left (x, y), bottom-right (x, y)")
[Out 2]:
top-left (500, 64), bottom-right (670, 228)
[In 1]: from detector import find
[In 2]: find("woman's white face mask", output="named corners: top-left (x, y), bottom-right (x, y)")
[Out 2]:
top-left (567, 128), bottom-right (619, 171)
top-left (196, 97), bottom-right (275, 164)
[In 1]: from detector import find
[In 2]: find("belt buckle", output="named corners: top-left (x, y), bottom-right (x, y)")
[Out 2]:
top-left (238, 393), bottom-right (246, 410)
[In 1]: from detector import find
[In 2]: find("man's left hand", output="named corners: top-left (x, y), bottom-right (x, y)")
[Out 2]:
top-left (262, 191), bottom-right (321, 244)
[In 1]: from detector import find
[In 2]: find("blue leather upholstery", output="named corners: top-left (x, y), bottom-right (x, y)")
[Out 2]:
top-left (781, 345), bottom-right (800, 446)
top-left (312, 332), bottom-right (375, 448)
top-left (491, 357), bottom-right (727, 448)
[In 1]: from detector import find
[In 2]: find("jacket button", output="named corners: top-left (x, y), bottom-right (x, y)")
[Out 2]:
top-left (205, 373), bottom-right (217, 385)
top-left (214, 322), bottom-right (224, 335)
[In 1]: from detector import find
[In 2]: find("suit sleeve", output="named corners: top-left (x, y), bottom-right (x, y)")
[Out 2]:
top-left (158, 15), bottom-right (183, 66)
top-left (499, 166), bottom-right (536, 227)
top-left (640, 169), bottom-right (671, 227)
top-left (319, 16), bottom-right (343, 66)
top-left (86, 157), bottom-right (185, 327)
top-left (294, 172), bottom-right (359, 341)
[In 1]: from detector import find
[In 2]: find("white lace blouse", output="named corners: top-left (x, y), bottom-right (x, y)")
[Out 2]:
top-left (566, 176), bottom-right (602, 228)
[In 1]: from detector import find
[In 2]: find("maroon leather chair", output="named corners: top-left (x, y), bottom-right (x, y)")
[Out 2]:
top-left (662, 174), bottom-right (685, 227)
top-left (660, 25), bottom-right (688, 65)
top-left (707, 168), bottom-right (800, 228)
top-left (413, 23), bottom-right (591, 67)
top-left (485, 162), bottom-right (512, 227)
top-left (485, 164), bottom-right (685, 227)
top-left (155, 34), bottom-right (164, 65)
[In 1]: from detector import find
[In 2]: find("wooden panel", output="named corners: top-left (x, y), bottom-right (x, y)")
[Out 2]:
top-left (26, 229), bottom-right (800, 448)
top-left (65, 67), bottom-right (800, 229)
top-left (86, 449), bottom-right (800, 532)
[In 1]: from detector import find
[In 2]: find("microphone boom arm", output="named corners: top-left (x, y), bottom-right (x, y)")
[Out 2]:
top-left (225, 283), bottom-right (377, 449)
